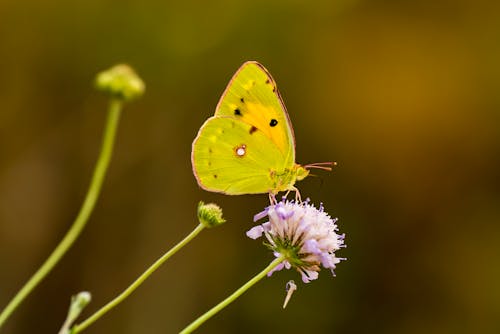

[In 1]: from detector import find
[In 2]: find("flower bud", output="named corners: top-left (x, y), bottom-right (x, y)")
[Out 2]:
top-left (95, 64), bottom-right (145, 101)
top-left (69, 291), bottom-right (92, 319)
top-left (197, 201), bottom-right (225, 228)
top-left (59, 291), bottom-right (92, 334)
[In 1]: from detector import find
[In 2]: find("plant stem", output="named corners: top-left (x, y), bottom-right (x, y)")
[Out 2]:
top-left (180, 255), bottom-right (286, 334)
top-left (58, 313), bottom-right (73, 334)
top-left (72, 223), bottom-right (206, 333)
top-left (0, 99), bottom-right (123, 329)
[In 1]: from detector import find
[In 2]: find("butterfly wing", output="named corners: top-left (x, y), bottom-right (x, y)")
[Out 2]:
top-left (192, 116), bottom-right (288, 194)
top-left (214, 61), bottom-right (296, 168)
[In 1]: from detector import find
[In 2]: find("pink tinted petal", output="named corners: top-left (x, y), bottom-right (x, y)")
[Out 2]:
top-left (267, 262), bottom-right (286, 277)
top-left (246, 225), bottom-right (264, 239)
top-left (275, 205), bottom-right (287, 219)
top-left (320, 253), bottom-right (336, 268)
top-left (303, 239), bottom-right (321, 254)
top-left (275, 204), bottom-right (294, 220)
top-left (253, 208), bottom-right (269, 222)
top-left (301, 270), bottom-right (319, 283)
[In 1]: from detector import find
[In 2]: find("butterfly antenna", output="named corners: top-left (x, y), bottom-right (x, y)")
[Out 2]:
top-left (304, 162), bottom-right (337, 172)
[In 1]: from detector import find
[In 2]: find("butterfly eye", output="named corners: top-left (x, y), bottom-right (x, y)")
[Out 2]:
top-left (270, 119), bottom-right (278, 127)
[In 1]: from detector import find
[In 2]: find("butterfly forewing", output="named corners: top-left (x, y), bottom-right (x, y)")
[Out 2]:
top-left (214, 61), bottom-right (296, 167)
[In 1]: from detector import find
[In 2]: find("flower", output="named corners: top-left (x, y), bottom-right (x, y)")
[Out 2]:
top-left (247, 199), bottom-right (345, 283)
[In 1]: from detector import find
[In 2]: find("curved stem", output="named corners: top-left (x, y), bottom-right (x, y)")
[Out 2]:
top-left (0, 99), bottom-right (123, 329)
top-left (72, 223), bottom-right (206, 333)
top-left (180, 255), bottom-right (286, 334)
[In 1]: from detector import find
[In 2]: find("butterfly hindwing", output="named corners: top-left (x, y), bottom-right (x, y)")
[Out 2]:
top-left (192, 116), bottom-right (287, 194)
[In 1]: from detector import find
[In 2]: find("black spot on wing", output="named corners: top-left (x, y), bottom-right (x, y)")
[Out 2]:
top-left (249, 126), bottom-right (257, 134)
top-left (270, 119), bottom-right (278, 127)
top-left (213, 174), bottom-right (217, 178)
top-left (240, 97), bottom-right (245, 103)
top-left (265, 79), bottom-right (270, 84)
top-left (234, 108), bottom-right (241, 116)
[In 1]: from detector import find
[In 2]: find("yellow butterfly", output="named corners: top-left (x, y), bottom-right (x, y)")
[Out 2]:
top-left (191, 61), bottom-right (331, 198)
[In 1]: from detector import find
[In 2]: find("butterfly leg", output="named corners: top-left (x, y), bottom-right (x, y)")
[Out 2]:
top-left (293, 187), bottom-right (302, 203)
top-left (268, 192), bottom-right (278, 205)
top-left (284, 189), bottom-right (291, 199)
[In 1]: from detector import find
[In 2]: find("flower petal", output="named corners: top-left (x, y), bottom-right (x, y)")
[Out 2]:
top-left (302, 239), bottom-right (321, 254)
top-left (301, 270), bottom-right (319, 283)
top-left (246, 226), bottom-right (264, 239)
top-left (253, 208), bottom-right (269, 222)
top-left (267, 261), bottom-right (286, 277)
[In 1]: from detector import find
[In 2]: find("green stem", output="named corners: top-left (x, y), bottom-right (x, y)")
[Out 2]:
top-left (0, 99), bottom-right (123, 329)
top-left (180, 255), bottom-right (286, 334)
top-left (58, 313), bottom-right (73, 334)
top-left (72, 223), bottom-right (206, 333)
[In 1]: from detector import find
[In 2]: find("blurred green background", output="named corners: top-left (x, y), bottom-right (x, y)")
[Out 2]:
top-left (1, 0), bottom-right (500, 333)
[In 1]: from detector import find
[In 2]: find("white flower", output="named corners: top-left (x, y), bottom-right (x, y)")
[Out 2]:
top-left (247, 199), bottom-right (345, 283)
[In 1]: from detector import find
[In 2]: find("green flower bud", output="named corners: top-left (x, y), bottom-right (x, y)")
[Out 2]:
top-left (68, 291), bottom-right (92, 321)
top-left (197, 201), bottom-right (225, 228)
top-left (95, 64), bottom-right (145, 101)
top-left (59, 291), bottom-right (92, 334)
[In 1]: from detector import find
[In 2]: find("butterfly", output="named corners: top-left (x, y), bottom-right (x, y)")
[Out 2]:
top-left (191, 61), bottom-right (332, 199)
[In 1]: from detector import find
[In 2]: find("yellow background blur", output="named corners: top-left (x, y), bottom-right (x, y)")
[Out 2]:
top-left (1, 0), bottom-right (500, 333)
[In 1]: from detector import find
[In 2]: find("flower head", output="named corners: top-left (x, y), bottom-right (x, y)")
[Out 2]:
top-left (95, 64), bottom-right (145, 101)
top-left (247, 199), bottom-right (345, 283)
top-left (197, 201), bottom-right (226, 228)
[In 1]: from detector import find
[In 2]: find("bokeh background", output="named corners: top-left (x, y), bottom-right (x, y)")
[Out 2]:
top-left (1, 0), bottom-right (500, 333)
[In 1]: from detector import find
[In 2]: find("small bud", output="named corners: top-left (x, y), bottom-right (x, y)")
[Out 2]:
top-left (59, 292), bottom-right (92, 334)
top-left (197, 201), bottom-right (225, 228)
top-left (95, 64), bottom-right (145, 101)
top-left (68, 291), bottom-right (92, 320)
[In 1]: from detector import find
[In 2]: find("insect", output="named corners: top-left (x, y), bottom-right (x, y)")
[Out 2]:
top-left (191, 61), bottom-right (332, 200)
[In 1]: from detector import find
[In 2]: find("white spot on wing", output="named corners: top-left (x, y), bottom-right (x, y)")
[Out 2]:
top-left (235, 144), bottom-right (246, 157)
